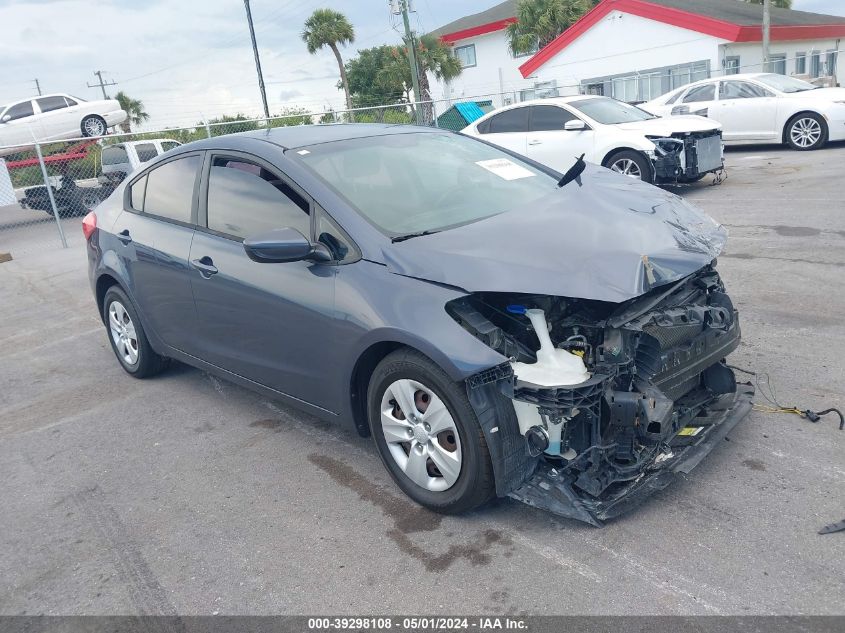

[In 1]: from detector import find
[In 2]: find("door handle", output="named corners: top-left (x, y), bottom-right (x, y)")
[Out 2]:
top-left (190, 257), bottom-right (218, 277)
top-left (528, 139), bottom-right (542, 146)
top-left (117, 229), bottom-right (132, 244)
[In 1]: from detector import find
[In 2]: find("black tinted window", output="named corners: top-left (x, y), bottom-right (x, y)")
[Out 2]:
top-left (130, 175), bottom-right (147, 210)
top-left (206, 157), bottom-right (310, 239)
top-left (143, 156), bottom-right (199, 223)
top-left (487, 107), bottom-right (529, 133)
top-left (316, 209), bottom-right (354, 262)
top-left (683, 84), bottom-right (715, 103)
top-left (135, 143), bottom-right (158, 162)
top-left (4, 101), bottom-right (34, 121)
top-left (160, 141), bottom-right (180, 152)
top-left (102, 145), bottom-right (129, 165)
top-left (37, 96), bottom-right (69, 113)
top-left (530, 105), bottom-right (576, 131)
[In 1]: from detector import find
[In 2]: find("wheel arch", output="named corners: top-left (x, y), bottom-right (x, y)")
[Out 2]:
top-left (80, 113), bottom-right (107, 136)
top-left (782, 110), bottom-right (827, 144)
top-left (95, 272), bottom-right (124, 323)
top-left (601, 146), bottom-right (647, 167)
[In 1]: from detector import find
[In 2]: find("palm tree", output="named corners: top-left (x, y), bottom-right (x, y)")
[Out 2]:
top-left (506, 0), bottom-right (591, 56)
top-left (114, 91), bottom-right (149, 133)
top-left (302, 9), bottom-right (355, 117)
top-left (411, 33), bottom-right (462, 124)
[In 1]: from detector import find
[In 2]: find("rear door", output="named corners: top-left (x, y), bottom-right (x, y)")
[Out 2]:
top-left (672, 82), bottom-right (717, 119)
top-left (114, 153), bottom-right (202, 353)
top-left (524, 104), bottom-right (595, 171)
top-left (711, 80), bottom-right (779, 140)
top-left (188, 152), bottom-right (337, 410)
top-left (475, 106), bottom-right (529, 156)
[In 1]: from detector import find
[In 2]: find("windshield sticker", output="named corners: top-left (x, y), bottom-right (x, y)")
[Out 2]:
top-left (475, 159), bottom-right (535, 181)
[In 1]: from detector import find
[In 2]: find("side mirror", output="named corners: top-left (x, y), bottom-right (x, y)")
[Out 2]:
top-left (0, 114), bottom-right (10, 123)
top-left (243, 227), bottom-right (332, 263)
top-left (564, 119), bottom-right (586, 131)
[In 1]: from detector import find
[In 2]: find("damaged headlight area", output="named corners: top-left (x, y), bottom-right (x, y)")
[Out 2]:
top-left (449, 264), bottom-right (753, 526)
top-left (647, 131), bottom-right (724, 182)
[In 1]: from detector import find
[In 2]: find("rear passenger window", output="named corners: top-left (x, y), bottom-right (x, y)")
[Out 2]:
top-left (135, 143), bottom-right (158, 162)
top-left (143, 155), bottom-right (199, 224)
top-left (130, 175), bottom-right (146, 210)
top-left (206, 157), bottom-right (310, 240)
top-left (487, 107), bottom-right (529, 133)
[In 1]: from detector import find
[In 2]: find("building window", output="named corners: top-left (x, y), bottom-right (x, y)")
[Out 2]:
top-left (811, 51), bottom-right (821, 78)
top-left (582, 60), bottom-right (710, 103)
top-left (454, 44), bottom-right (476, 68)
top-left (724, 56), bottom-right (740, 75)
top-left (770, 54), bottom-right (787, 75)
top-left (795, 52), bottom-right (806, 75)
top-left (826, 50), bottom-right (838, 76)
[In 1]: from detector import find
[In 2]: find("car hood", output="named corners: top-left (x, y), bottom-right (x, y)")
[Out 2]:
top-left (780, 87), bottom-right (845, 101)
top-left (612, 115), bottom-right (720, 135)
top-left (380, 164), bottom-right (726, 303)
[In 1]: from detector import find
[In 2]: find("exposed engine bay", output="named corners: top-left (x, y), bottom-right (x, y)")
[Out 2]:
top-left (448, 263), bottom-right (753, 525)
top-left (648, 130), bottom-right (724, 182)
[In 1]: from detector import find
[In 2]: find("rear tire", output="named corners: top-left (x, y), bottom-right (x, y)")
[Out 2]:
top-left (81, 115), bottom-right (107, 137)
top-left (785, 113), bottom-right (827, 151)
top-left (367, 349), bottom-right (495, 514)
top-left (102, 286), bottom-right (167, 378)
top-left (605, 150), bottom-right (652, 182)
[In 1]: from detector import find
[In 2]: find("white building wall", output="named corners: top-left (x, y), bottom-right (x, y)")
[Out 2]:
top-left (721, 39), bottom-right (843, 84)
top-left (531, 11), bottom-right (725, 86)
top-left (427, 30), bottom-right (536, 109)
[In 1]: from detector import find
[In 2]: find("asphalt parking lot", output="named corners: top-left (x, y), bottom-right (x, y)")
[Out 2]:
top-left (1, 144), bottom-right (844, 616)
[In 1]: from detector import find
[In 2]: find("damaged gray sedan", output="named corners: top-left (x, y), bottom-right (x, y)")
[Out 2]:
top-left (87, 124), bottom-right (752, 526)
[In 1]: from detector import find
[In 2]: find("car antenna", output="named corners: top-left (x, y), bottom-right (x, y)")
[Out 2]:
top-left (558, 154), bottom-right (586, 188)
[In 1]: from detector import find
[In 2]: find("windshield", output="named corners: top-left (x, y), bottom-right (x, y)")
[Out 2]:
top-left (294, 132), bottom-right (558, 237)
top-left (569, 97), bottom-right (657, 124)
top-left (755, 73), bottom-right (817, 93)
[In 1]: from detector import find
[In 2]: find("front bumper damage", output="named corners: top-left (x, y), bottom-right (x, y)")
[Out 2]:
top-left (459, 266), bottom-right (752, 525)
top-left (649, 130), bottom-right (724, 182)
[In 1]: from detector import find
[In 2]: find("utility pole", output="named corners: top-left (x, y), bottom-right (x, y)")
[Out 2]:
top-left (762, 0), bottom-right (771, 73)
top-left (398, 0), bottom-right (423, 125)
top-left (87, 70), bottom-right (117, 99)
top-left (243, 0), bottom-right (270, 120)
top-left (33, 79), bottom-right (42, 96)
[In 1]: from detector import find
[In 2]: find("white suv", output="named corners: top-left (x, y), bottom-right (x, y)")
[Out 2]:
top-left (0, 94), bottom-right (127, 155)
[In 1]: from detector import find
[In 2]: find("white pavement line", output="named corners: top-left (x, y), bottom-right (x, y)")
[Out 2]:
top-left (509, 532), bottom-right (603, 583)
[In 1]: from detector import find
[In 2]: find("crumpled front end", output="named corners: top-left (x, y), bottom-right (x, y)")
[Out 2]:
top-left (453, 264), bottom-right (752, 525)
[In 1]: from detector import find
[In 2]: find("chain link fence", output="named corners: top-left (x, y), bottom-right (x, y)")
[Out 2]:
top-left (0, 97), bottom-right (478, 254)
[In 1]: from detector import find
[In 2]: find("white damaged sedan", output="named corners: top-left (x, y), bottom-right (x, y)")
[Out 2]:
top-left (462, 95), bottom-right (724, 184)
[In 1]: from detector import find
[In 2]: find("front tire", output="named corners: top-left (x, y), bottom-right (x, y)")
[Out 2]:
top-left (606, 150), bottom-right (652, 182)
top-left (785, 113), bottom-right (827, 151)
top-left (367, 349), bottom-right (495, 514)
top-left (102, 286), bottom-right (167, 378)
top-left (81, 115), bottom-right (107, 137)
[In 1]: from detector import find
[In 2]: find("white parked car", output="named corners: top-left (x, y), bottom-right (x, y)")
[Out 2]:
top-left (100, 139), bottom-right (182, 182)
top-left (462, 96), bottom-right (724, 183)
top-left (0, 93), bottom-right (127, 156)
top-left (641, 73), bottom-right (845, 151)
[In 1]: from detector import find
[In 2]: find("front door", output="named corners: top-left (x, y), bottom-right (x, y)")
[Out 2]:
top-left (1, 100), bottom-right (41, 145)
top-left (525, 104), bottom-right (595, 171)
top-left (188, 153), bottom-right (337, 411)
top-left (712, 80), bottom-right (779, 140)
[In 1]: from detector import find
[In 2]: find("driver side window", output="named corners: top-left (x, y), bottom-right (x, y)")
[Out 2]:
top-left (720, 81), bottom-right (771, 100)
top-left (205, 157), bottom-right (310, 240)
top-left (682, 84), bottom-right (715, 103)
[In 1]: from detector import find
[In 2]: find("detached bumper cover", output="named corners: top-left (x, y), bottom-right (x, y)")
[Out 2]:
top-left (508, 383), bottom-right (753, 526)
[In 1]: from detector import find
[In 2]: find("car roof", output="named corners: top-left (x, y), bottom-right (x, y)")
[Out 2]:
top-left (103, 139), bottom-right (180, 148)
top-left (179, 123), bottom-right (437, 152)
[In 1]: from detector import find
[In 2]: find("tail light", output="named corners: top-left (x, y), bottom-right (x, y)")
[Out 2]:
top-left (82, 211), bottom-right (97, 241)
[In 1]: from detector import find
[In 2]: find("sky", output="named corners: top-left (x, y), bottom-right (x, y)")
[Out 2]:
top-left (1, 0), bottom-right (843, 130)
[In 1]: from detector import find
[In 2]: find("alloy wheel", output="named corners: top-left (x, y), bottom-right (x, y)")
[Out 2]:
top-left (380, 379), bottom-right (462, 492)
top-left (84, 117), bottom-right (106, 137)
top-left (610, 158), bottom-right (642, 179)
top-left (108, 300), bottom-right (139, 366)
top-left (790, 117), bottom-right (822, 148)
